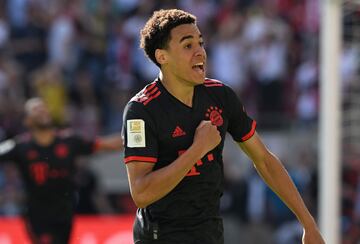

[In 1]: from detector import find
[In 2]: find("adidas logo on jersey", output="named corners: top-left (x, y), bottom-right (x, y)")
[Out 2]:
top-left (172, 126), bottom-right (186, 138)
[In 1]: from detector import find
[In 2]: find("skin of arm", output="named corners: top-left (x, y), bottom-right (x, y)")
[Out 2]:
top-left (239, 132), bottom-right (324, 243)
top-left (95, 134), bottom-right (124, 151)
top-left (238, 132), bottom-right (315, 227)
top-left (126, 145), bottom-right (204, 208)
top-left (126, 121), bottom-right (220, 208)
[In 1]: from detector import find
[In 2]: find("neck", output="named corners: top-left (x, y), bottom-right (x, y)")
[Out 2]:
top-left (159, 72), bottom-right (195, 107)
top-left (31, 128), bottom-right (56, 146)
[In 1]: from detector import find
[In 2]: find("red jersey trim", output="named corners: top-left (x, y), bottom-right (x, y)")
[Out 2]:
top-left (124, 156), bottom-right (158, 164)
top-left (93, 138), bottom-right (101, 152)
top-left (138, 87), bottom-right (159, 103)
top-left (145, 82), bottom-right (157, 91)
top-left (143, 91), bottom-right (161, 105)
top-left (130, 82), bottom-right (162, 105)
top-left (205, 78), bottom-right (222, 83)
top-left (204, 83), bottom-right (223, 87)
top-left (204, 78), bottom-right (223, 87)
top-left (241, 120), bottom-right (257, 141)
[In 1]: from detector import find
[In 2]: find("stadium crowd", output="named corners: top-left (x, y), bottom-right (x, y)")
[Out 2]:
top-left (0, 0), bottom-right (358, 243)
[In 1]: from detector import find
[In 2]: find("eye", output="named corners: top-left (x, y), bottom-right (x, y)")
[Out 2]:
top-left (184, 43), bottom-right (192, 49)
top-left (199, 41), bottom-right (205, 47)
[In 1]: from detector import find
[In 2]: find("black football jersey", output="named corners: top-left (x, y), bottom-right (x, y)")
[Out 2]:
top-left (122, 78), bottom-right (256, 235)
top-left (0, 130), bottom-right (97, 219)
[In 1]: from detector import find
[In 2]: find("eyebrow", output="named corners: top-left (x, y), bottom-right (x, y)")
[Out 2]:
top-left (179, 34), bottom-right (202, 43)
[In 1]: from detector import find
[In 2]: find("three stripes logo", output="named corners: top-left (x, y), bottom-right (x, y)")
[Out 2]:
top-left (133, 82), bottom-right (161, 105)
top-left (172, 126), bottom-right (186, 138)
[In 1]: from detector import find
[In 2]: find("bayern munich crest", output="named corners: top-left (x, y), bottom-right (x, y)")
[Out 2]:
top-left (205, 106), bottom-right (223, 126)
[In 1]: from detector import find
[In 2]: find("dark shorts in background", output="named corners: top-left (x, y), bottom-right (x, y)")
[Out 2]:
top-left (26, 216), bottom-right (73, 244)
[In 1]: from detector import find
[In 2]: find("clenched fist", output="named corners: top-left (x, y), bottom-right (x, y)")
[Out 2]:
top-left (192, 120), bottom-right (221, 157)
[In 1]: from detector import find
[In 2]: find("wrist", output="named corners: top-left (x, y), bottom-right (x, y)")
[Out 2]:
top-left (301, 216), bottom-right (317, 230)
top-left (189, 142), bottom-right (207, 159)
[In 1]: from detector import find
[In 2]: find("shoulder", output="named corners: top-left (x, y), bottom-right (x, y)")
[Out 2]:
top-left (129, 81), bottom-right (162, 106)
top-left (56, 128), bottom-right (81, 141)
top-left (201, 78), bottom-right (235, 97)
top-left (56, 129), bottom-right (92, 145)
top-left (203, 78), bottom-right (235, 93)
top-left (204, 78), bottom-right (225, 88)
top-left (125, 81), bottom-right (163, 121)
top-left (57, 128), bottom-right (73, 138)
top-left (14, 133), bottom-right (32, 144)
top-left (201, 78), bottom-right (245, 109)
top-left (0, 133), bottom-right (30, 153)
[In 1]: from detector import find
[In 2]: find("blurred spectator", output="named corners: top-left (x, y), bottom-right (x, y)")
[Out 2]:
top-left (31, 64), bottom-right (68, 126)
top-left (0, 1), bottom-right (358, 243)
top-left (249, 30), bottom-right (288, 125)
top-left (0, 7), bottom-right (9, 50)
top-left (178, 0), bottom-right (216, 30)
top-left (294, 55), bottom-right (319, 125)
top-left (210, 12), bottom-right (248, 95)
top-left (6, 0), bottom-right (28, 29)
top-left (341, 43), bottom-right (359, 92)
top-left (47, 2), bottom-right (77, 71)
top-left (68, 68), bottom-right (100, 139)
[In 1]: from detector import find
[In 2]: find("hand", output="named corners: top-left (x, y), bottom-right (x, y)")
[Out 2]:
top-left (193, 120), bottom-right (221, 156)
top-left (302, 226), bottom-right (325, 244)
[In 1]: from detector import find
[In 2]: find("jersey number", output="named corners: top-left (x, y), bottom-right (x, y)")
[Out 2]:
top-left (178, 150), bottom-right (214, 176)
top-left (30, 162), bottom-right (49, 185)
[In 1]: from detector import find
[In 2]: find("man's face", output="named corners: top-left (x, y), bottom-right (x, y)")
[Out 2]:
top-left (25, 100), bottom-right (53, 129)
top-left (161, 24), bottom-right (206, 85)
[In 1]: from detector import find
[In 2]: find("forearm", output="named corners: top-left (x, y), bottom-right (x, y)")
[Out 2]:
top-left (130, 144), bottom-right (205, 208)
top-left (96, 134), bottom-right (123, 151)
top-left (254, 152), bottom-right (316, 228)
top-left (0, 139), bottom-right (16, 162)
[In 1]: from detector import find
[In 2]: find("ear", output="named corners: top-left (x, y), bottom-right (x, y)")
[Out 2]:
top-left (155, 49), bottom-right (168, 65)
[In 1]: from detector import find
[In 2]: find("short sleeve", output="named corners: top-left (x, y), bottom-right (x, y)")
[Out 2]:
top-left (0, 139), bottom-right (17, 162)
top-left (225, 86), bottom-right (257, 142)
top-left (122, 101), bottom-right (158, 164)
top-left (70, 135), bottom-right (96, 155)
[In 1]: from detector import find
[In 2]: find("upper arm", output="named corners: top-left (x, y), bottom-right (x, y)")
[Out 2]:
top-left (122, 102), bottom-right (158, 166)
top-left (237, 132), bottom-right (270, 164)
top-left (71, 135), bottom-right (96, 155)
top-left (126, 161), bottom-right (154, 189)
top-left (224, 85), bottom-right (256, 142)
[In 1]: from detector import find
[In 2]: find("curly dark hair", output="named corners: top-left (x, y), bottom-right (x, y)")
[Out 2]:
top-left (140, 9), bottom-right (197, 67)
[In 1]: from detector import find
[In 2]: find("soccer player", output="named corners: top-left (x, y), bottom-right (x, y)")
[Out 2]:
top-left (0, 97), bottom-right (123, 244)
top-left (122, 9), bottom-right (324, 244)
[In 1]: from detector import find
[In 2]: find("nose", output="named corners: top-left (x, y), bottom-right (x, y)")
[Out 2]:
top-left (195, 45), bottom-right (206, 58)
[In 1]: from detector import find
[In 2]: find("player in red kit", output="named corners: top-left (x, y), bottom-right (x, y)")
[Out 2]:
top-left (0, 98), bottom-right (123, 244)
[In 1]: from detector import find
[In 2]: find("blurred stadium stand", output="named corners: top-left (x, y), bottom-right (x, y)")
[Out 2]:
top-left (0, 0), bottom-right (359, 243)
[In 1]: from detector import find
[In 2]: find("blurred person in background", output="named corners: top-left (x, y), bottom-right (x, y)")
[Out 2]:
top-left (0, 97), bottom-right (123, 244)
top-left (122, 9), bottom-right (324, 244)
top-left (0, 0), bottom-right (356, 243)
top-left (31, 64), bottom-right (68, 126)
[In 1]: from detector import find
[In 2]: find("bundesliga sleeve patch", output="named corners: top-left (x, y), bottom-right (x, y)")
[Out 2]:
top-left (127, 119), bottom-right (146, 148)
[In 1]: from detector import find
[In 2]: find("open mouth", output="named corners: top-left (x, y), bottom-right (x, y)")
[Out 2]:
top-left (192, 62), bottom-right (205, 74)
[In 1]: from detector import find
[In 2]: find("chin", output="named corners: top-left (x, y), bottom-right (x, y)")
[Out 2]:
top-left (195, 77), bottom-right (205, 84)
top-left (36, 121), bottom-right (54, 129)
